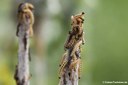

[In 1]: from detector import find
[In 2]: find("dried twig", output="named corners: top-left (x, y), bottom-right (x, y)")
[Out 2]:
top-left (14, 3), bottom-right (34, 85)
top-left (58, 12), bottom-right (85, 85)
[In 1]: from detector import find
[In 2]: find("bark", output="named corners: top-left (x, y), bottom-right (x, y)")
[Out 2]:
top-left (14, 19), bottom-right (31, 85)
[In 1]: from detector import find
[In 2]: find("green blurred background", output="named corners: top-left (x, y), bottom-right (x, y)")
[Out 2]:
top-left (0, 0), bottom-right (128, 85)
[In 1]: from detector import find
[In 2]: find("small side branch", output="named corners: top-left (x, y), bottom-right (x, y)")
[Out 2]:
top-left (58, 12), bottom-right (85, 85)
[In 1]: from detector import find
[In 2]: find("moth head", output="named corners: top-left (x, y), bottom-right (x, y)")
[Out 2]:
top-left (18, 3), bottom-right (34, 13)
top-left (71, 12), bottom-right (85, 25)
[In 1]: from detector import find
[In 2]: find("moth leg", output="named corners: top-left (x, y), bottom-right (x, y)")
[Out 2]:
top-left (59, 60), bottom-right (68, 79)
top-left (70, 40), bottom-right (82, 57)
top-left (58, 52), bottom-right (68, 78)
top-left (82, 32), bottom-right (85, 45)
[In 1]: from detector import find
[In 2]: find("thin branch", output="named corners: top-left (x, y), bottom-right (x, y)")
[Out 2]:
top-left (14, 3), bottom-right (34, 85)
top-left (58, 12), bottom-right (85, 85)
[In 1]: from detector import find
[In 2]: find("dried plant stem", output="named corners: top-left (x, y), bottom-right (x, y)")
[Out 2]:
top-left (14, 25), bottom-right (31, 85)
top-left (14, 3), bottom-right (34, 85)
top-left (59, 41), bottom-right (82, 85)
top-left (58, 12), bottom-right (85, 85)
